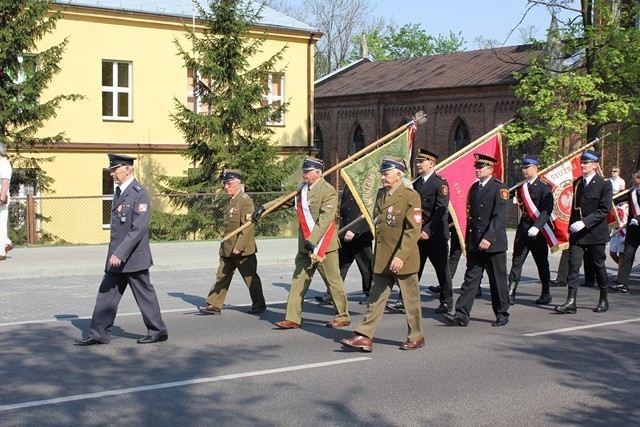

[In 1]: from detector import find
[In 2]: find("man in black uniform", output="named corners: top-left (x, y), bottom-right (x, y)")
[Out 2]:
top-left (76, 154), bottom-right (168, 345)
top-left (443, 153), bottom-right (510, 327)
top-left (508, 155), bottom-right (554, 305)
top-left (554, 150), bottom-right (613, 314)
top-left (413, 149), bottom-right (454, 313)
top-left (610, 170), bottom-right (640, 293)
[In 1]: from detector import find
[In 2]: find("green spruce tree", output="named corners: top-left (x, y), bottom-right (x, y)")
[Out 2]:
top-left (157, 0), bottom-right (300, 240)
top-left (0, 0), bottom-right (82, 193)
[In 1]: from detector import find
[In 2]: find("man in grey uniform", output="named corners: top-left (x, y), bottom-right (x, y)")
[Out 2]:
top-left (75, 154), bottom-right (168, 345)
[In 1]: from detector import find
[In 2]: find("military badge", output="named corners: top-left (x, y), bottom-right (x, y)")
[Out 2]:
top-left (500, 189), bottom-right (510, 200)
top-left (413, 207), bottom-right (422, 223)
top-left (138, 203), bottom-right (147, 212)
top-left (245, 213), bottom-right (252, 221)
top-left (441, 184), bottom-right (449, 196)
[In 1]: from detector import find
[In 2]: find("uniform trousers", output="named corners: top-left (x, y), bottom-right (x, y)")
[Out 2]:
top-left (508, 231), bottom-right (550, 284)
top-left (567, 243), bottom-right (608, 290)
top-left (449, 232), bottom-right (463, 279)
top-left (339, 237), bottom-right (373, 295)
top-left (355, 272), bottom-right (423, 341)
top-left (454, 251), bottom-right (510, 324)
top-left (556, 246), bottom-right (595, 285)
top-left (205, 254), bottom-right (266, 310)
top-left (418, 238), bottom-right (453, 305)
top-left (614, 224), bottom-right (639, 285)
top-left (285, 250), bottom-right (350, 325)
top-left (89, 270), bottom-right (167, 343)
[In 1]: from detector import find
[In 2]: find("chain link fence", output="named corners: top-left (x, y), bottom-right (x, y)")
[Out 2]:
top-left (7, 192), bottom-right (298, 246)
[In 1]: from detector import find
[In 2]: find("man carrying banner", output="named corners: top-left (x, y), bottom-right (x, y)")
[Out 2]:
top-left (413, 149), bottom-right (454, 313)
top-left (443, 153), bottom-right (510, 327)
top-left (554, 150), bottom-right (613, 314)
top-left (610, 170), bottom-right (640, 293)
top-left (340, 156), bottom-right (424, 351)
top-left (508, 155), bottom-right (554, 305)
top-left (252, 156), bottom-right (351, 329)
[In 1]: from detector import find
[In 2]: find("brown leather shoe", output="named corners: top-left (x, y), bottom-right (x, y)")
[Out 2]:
top-left (197, 304), bottom-right (221, 315)
top-left (0, 255), bottom-right (5, 261)
top-left (326, 320), bottom-right (351, 328)
top-left (400, 336), bottom-right (425, 350)
top-left (5, 243), bottom-right (14, 253)
top-left (275, 320), bottom-right (300, 329)
top-left (340, 334), bottom-right (373, 352)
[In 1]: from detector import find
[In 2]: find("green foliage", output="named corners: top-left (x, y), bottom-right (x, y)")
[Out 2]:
top-left (350, 23), bottom-right (465, 62)
top-left (505, 0), bottom-right (640, 164)
top-left (0, 0), bottom-right (83, 193)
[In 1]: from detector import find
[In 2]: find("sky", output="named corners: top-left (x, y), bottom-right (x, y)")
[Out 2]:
top-left (286, 0), bottom-right (579, 50)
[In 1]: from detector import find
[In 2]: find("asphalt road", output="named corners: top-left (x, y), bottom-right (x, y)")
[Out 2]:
top-left (1, 253), bottom-right (639, 426)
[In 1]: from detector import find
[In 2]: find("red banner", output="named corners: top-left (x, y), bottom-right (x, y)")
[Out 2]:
top-left (437, 134), bottom-right (504, 253)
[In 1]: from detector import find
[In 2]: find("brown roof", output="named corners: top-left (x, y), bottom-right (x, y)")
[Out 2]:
top-left (315, 45), bottom-right (539, 99)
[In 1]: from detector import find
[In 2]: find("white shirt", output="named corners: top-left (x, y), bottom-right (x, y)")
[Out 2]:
top-left (0, 157), bottom-right (12, 198)
top-left (610, 176), bottom-right (625, 194)
top-left (117, 175), bottom-right (135, 194)
top-left (583, 172), bottom-right (596, 187)
top-left (421, 171), bottom-right (435, 183)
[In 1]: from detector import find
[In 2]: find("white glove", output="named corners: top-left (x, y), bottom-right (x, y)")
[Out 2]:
top-left (569, 221), bottom-right (585, 233)
top-left (528, 226), bottom-right (539, 237)
top-left (631, 218), bottom-right (639, 226)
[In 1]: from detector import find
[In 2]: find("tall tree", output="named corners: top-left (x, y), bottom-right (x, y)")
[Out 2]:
top-left (505, 0), bottom-right (640, 164)
top-left (0, 0), bottom-right (81, 193)
top-left (350, 23), bottom-right (465, 61)
top-left (158, 0), bottom-right (299, 239)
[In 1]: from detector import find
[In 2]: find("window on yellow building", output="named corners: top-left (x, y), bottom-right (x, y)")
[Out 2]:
top-left (102, 60), bottom-right (132, 120)
top-left (186, 67), bottom-right (211, 114)
top-left (263, 72), bottom-right (284, 126)
top-left (102, 169), bottom-right (115, 227)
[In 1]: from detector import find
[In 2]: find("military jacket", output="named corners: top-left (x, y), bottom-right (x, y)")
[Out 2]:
top-left (221, 190), bottom-right (257, 257)
top-left (413, 173), bottom-right (450, 241)
top-left (515, 176), bottom-right (554, 232)
top-left (372, 182), bottom-right (422, 275)
top-left (569, 174), bottom-right (613, 245)
top-left (466, 178), bottom-right (509, 253)
top-left (107, 178), bottom-right (153, 273)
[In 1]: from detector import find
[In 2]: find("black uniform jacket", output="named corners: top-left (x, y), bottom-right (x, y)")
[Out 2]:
top-left (516, 177), bottom-right (554, 232)
top-left (466, 178), bottom-right (509, 253)
top-left (569, 174), bottom-right (613, 245)
top-left (340, 186), bottom-right (373, 240)
top-left (413, 173), bottom-right (450, 241)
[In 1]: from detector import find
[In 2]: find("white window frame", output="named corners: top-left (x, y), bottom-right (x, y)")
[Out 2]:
top-left (263, 72), bottom-right (284, 126)
top-left (187, 67), bottom-right (205, 113)
top-left (102, 60), bottom-right (132, 121)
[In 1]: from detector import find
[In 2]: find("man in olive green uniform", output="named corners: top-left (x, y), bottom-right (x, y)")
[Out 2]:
top-left (252, 156), bottom-right (351, 329)
top-left (198, 170), bottom-right (266, 315)
top-left (341, 157), bottom-right (424, 352)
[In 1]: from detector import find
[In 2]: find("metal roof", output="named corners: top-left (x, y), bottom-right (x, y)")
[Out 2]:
top-left (315, 45), bottom-right (539, 98)
top-left (56, 0), bottom-right (319, 33)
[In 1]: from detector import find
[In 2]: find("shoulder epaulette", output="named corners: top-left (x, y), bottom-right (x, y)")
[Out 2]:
top-left (134, 185), bottom-right (142, 192)
top-left (240, 193), bottom-right (249, 199)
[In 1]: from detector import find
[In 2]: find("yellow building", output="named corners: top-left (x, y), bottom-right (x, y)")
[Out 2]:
top-left (31, 0), bottom-right (320, 243)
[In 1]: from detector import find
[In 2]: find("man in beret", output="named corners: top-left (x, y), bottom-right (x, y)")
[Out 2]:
top-left (0, 142), bottom-right (13, 261)
top-left (340, 156), bottom-right (424, 352)
top-left (75, 154), bottom-right (168, 345)
top-left (443, 153), bottom-right (511, 327)
top-left (198, 170), bottom-right (267, 315)
top-left (555, 149), bottom-right (613, 314)
top-left (252, 156), bottom-right (350, 329)
top-left (508, 155), bottom-right (554, 305)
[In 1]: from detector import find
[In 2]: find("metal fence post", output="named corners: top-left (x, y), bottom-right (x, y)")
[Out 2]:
top-left (26, 194), bottom-right (37, 245)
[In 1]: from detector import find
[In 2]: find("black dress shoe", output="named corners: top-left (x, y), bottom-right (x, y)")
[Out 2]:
top-left (550, 280), bottom-right (567, 287)
top-left (137, 334), bottom-right (168, 344)
top-left (74, 337), bottom-right (105, 346)
top-left (491, 318), bottom-right (509, 327)
top-left (434, 303), bottom-right (453, 314)
top-left (248, 306), bottom-right (267, 314)
top-left (609, 283), bottom-right (628, 293)
top-left (386, 300), bottom-right (405, 313)
top-left (443, 312), bottom-right (467, 326)
top-left (314, 294), bottom-right (333, 305)
top-left (428, 285), bottom-right (441, 294)
top-left (535, 293), bottom-right (552, 305)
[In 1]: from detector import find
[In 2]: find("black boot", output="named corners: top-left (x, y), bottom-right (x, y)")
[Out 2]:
top-left (535, 282), bottom-right (552, 305)
top-left (508, 280), bottom-right (518, 304)
top-left (554, 288), bottom-right (577, 314)
top-left (594, 288), bottom-right (609, 313)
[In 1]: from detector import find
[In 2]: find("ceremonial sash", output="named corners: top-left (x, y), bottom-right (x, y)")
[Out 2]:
top-left (631, 189), bottom-right (640, 219)
top-left (521, 183), bottom-right (558, 247)
top-left (296, 185), bottom-right (336, 258)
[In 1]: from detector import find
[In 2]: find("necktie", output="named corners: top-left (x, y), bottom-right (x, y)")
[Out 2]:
top-left (113, 186), bottom-right (121, 206)
top-left (583, 178), bottom-right (588, 188)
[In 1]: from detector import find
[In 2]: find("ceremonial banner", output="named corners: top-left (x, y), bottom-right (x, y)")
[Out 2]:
top-left (436, 132), bottom-right (504, 254)
top-left (341, 126), bottom-right (413, 234)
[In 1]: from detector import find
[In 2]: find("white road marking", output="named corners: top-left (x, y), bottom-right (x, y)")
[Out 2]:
top-left (525, 318), bottom-right (640, 336)
top-left (0, 357), bottom-right (371, 412)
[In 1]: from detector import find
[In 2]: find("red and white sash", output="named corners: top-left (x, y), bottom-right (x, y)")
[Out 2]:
top-left (521, 182), bottom-right (558, 247)
top-left (631, 189), bottom-right (640, 219)
top-left (296, 185), bottom-right (336, 258)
